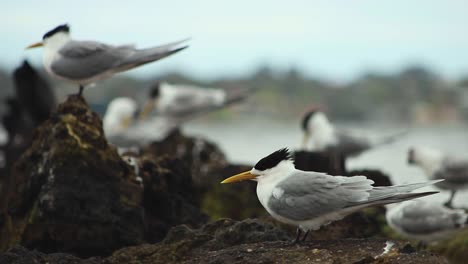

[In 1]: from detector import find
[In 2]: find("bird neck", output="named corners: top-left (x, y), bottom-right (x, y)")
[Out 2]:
top-left (44, 32), bottom-right (70, 53)
top-left (43, 32), bottom-right (71, 72)
top-left (414, 149), bottom-right (444, 176)
top-left (308, 113), bottom-right (337, 149)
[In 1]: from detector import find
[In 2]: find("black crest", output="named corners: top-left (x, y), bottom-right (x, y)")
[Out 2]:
top-left (43, 24), bottom-right (70, 40)
top-left (254, 148), bottom-right (293, 171)
top-left (149, 82), bottom-right (161, 99)
top-left (301, 110), bottom-right (318, 131)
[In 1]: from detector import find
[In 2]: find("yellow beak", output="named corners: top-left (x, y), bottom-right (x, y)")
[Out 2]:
top-left (120, 116), bottom-right (133, 129)
top-left (26, 42), bottom-right (44, 49)
top-left (138, 100), bottom-right (155, 120)
top-left (221, 171), bottom-right (257, 184)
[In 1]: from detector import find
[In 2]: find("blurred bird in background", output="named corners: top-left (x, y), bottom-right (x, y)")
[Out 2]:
top-left (103, 83), bottom-right (251, 148)
top-left (408, 146), bottom-right (468, 208)
top-left (300, 108), bottom-right (407, 157)
top-left (386, 200), bottom-right (467, 247)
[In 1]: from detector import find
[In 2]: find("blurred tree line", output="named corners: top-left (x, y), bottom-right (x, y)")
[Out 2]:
top-left (0, 64), bottom-right (467, 124)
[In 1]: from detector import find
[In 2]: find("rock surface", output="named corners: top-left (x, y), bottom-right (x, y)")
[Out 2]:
top-left (137, 155), bottom-right (208, 243)
top-left (0, 95), bottom-right (144, 257)
top-left (0, 219), bottom-right (447, 264)
top-left (0, 95), bottom-right (207, 257)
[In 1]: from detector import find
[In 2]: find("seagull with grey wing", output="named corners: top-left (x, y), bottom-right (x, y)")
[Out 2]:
top-left (301, 109), bottom-right (406, 157)
top-left (26, 24), bottom-right (188, 96)
top-left (386, 200), bottom-right (467, 246)
top-left (221, 148), bottom-right (441, 243)
top-left (103, 97), bottom-right (177, 148)
top-left (408, 146), bottom-right (468, 208)
top-left (103, 87), bottom-right (248, 148)
top-left (138, 81), bottom-right (249, 119)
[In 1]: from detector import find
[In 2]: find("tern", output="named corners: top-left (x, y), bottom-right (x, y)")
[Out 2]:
top-left (103, 97), bottom-right (175, 147)
top-left (26, 24), bottom-right (188, 96)
top-left (221, 148), bottom-right (441, 243)
top-left (386, 200), bottom-right (467, 245)
top-left (408, 146), bottom-right (468, 208)
top-left (139, 81), bottom-right (248, 119)
top-left (103, 89), bottom-right (247, 147)
top-left (301, 109), bottom-right (406, 157)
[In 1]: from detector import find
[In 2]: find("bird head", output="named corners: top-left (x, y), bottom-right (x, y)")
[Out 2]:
top-left (103, 97), bottom-right (138, 135)
top-left (407, 146), bottom-right (445, 177)
top-left (300, 107), bottom-right (333, 149)
top-left (221, 148), bottom-right (295, 184)
top-left (138, 82), bottom-right (161, 120)
top-left (26, 24), bottom-right (70, 50)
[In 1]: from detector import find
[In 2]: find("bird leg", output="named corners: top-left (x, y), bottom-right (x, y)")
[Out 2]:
top-left (416, 241), bottom-right (427, 251)
top-left (77, 85), bottom-right (84, 96)
top-left (293, 228), bottom-right (302, 244)
top-left (444, 190), bottom-right (456, 208)
top-left (301, 230), bottom-right (310, 242)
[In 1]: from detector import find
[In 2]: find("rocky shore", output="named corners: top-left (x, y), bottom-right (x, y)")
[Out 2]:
top-left (0, 94), bottom-right (465, 263)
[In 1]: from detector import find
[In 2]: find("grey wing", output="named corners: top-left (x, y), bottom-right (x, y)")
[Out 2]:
top-left (164, 85), bottom-right (226, 115)
top-left (334, 132), bottom-right (371, 156)
top-left (267, 172), bottom-right (374, 221)
top-left (436, 158), bottom-right (468, 185)
top-left (107, 117), bottom-right (175, 147)
top-left (51, 40), bottom-right (134, 80)
top-left (395, 202), bottom-right (463, 234)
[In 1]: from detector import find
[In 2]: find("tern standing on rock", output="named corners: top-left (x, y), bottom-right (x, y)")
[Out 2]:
top-left (139, 82), bottom-right (249, 119)
top-left (408, 146), bottom-right (468, 208)
top-left (221, 148), bottom-right (441, 243)
top-left (301, 109), bottom-right (405, 157)
top-left (26, 24), bottom-right (188, 96)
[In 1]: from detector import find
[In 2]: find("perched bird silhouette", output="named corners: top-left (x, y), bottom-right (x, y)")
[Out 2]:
top-left (301, 109), bottom-right (406, 157)
top-left (386, 200), bottom-right (467, 245)
top-left (408, 146), bottom-right (468, 208)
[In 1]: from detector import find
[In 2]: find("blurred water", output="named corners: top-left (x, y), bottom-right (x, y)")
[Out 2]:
top-left (185, 118), bottom-right (468, 207)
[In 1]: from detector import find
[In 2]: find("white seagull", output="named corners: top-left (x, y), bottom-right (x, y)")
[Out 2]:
top-left (103, 97), bottom-right (177, 147)
top-left (26, 24), bottom-right (188, 96)
top-left (386, 200), bottom-right (467, 245)
top-left (103, 88), bottom-right (247, 148)
top-left (301, 109), bottom-right (406, 157)
top-left (408, 146), bottom-right (468, 207)
top-left (139, 81), bottom-right (248, 119)
top-left (221, 148), bottom-right (441, 243)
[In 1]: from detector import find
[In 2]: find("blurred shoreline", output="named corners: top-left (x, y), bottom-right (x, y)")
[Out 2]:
top-left (1, 64), bottom-right (467, 125)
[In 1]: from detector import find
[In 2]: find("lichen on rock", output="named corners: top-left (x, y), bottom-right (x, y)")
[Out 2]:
top-left (0, 95), bottom-right (144, 257)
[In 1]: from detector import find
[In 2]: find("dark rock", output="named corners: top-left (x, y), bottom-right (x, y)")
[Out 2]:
top-left (104, 219), bottom-right (446, 264)
top-left (348, 169), bottom-right (393, 186)
top-left (0, 95), bottom-right (144, 257)
top-left (294, 150), bottom-right (346, 175)
top-left (200, 164), bottom-right (265, 220)
top-left (13, 60), bottom-right (57, 125)
top-left (0, 245), bottom-right (100, 264)
top-left (138, 155), bottom-right (208, 243)
top-left (0, 61), bottom-right (57, 216)
top-left (143, 129), bottom-right (228, 189)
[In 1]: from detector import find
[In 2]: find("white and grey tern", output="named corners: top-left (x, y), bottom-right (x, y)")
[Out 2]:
top-left (221, 148), bottom-right (441, 243)
top-left (26, 24), bottom-right (188, 96)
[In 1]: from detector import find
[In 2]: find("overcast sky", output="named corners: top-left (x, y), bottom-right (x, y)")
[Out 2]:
top-left (2, 0), bottom-right (468, 81)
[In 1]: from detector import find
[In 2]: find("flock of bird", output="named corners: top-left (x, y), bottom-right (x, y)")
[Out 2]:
top-left (26, 24), bottom-right (468, 246)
